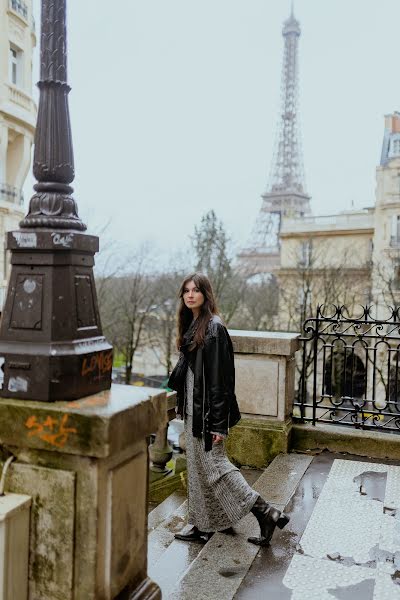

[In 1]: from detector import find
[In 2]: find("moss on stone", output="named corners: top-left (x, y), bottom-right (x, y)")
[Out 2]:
top-left (292, 423), bottom-right (400, 460)
top-left (149, 470), bottom-right (187, 504)
top-left (226, 418), bottom-right (292, 468)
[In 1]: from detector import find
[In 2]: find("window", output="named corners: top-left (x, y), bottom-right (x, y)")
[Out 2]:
top-left (394, 265), bottom-right (400, 290)
top-left (391, 215), bottom-right (400, 246)
top-left (10, 0), bottom-right (28, 20)
top-left (389, 136), bottom-right (400, 158)
top-left (9, 45), bottom-right (23, 87)
top-left (300, 239), bottom-right (312, 267)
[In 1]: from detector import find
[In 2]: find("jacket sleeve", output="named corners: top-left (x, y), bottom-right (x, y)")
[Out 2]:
top-left (203, 323), bottom-right (232, 436)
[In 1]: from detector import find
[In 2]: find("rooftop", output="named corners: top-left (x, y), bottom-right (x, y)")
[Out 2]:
top-left (280, 209), bottom-right (375, 235)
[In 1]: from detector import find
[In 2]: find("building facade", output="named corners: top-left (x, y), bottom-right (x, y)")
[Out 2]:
top-left (0, 0), bottom-right (36, 303)
top-left (276, 112), bottom-right (400, 330)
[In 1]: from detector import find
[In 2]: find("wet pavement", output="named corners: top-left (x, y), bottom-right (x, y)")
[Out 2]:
top-left (235, 452), bottom-right (400, 600)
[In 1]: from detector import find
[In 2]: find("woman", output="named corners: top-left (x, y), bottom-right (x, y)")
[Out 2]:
top-left (168, 272), bottom-right (289, 546)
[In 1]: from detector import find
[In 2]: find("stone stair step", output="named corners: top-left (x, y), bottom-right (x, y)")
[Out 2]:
top-left (147, 499), bottom-right (188, 566)
top-left (148, 491), bottom-right (186, 533)
top-left (148, 529), bottom-right (206, 596)
top-left (147, 467), bottom-right (263, 597)
top-left (166, 453), bottom-right (313, 600)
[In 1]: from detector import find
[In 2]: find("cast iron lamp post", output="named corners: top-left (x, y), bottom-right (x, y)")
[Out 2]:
top-left (0, 0), bottom-right (112, 400)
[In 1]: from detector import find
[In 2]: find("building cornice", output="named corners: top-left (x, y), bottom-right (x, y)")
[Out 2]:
top-left (280, 228), bottom-right (374, 239)
top-left (276, 267), bottom-right (372, 276)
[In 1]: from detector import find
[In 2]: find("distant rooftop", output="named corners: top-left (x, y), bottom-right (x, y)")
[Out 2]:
top-left (280, 209), bottom-right (375, 235)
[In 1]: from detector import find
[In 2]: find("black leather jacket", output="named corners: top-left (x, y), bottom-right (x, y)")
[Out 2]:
top-left (174, 315), bottom-right (241, 451)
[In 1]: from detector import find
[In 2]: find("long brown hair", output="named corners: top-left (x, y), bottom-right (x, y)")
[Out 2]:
top-left (177, 272), bottom-right (219, 349)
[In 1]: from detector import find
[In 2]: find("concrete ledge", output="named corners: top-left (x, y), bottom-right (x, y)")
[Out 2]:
top-left (229, 330), bottom-right (299, 356)
top-left (292, 422), bottom-right (400, 460)
top-left (0, 384), bottom-right (166, 458)
top-left (226, 418), bottom-right (292, 469)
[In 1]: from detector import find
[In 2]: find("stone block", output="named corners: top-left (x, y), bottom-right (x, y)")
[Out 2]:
top-left (0, 384), bottom-right (165, 459)
top-left (226, 418), bottom-right (292, 469)
top-left (230, 331), bottom-right (299, 423)
top-left (229, 330), bottom-right (299, 356)
top-left (109, 453), bottom-right (147, 599)
top-left (0, 384), bottom-right (165, 599)
top-left (7, 463), bottom-right (75, 600)
top-left (234, 356), bottom-right (279, 417)
top-left (292, 422), bottom-right (400, 460)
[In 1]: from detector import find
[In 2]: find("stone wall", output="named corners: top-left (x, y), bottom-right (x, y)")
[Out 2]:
top-left (226, 330), bottom-right (299, 468)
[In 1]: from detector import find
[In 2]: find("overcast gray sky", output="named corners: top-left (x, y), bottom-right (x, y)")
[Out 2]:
top-left (27, 0), bottom-right (400, 262)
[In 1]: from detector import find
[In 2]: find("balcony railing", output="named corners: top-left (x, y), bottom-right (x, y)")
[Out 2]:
top-left (0, 183), bottom-right (24, 207)
top-left (9, 0), bottom-right (28, 20)
top-left (7, 84), bottom-right (34, 112)
top-left (295, 304), bottom-right (400, 433)
top-left (390, 235), bottom-right (400, 248)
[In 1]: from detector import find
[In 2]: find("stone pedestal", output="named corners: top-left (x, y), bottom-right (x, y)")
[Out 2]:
top-left (0, 230), bottom-right (112, 401)
top-left (227, 331), bottom-right (299, 468)
top-left (0, 384), bottom-right (164, 600)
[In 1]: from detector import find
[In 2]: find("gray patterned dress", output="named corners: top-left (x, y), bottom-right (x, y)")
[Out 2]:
top-left (184, 366), bottom-right (258, 533)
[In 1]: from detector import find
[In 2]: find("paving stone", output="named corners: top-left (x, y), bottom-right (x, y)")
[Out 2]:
top-left (253, 453), bottom-right (313, 505)
top-left (283, 458), bottom-right (400, 599)
top-left (147, 491), bottom-right (186, 533)
top-left (148, 536), bottom-right (205, 597)
top-left (147, 500), bottom-right (188, 566)
top-left (283, 554), bottom-right (375, 600)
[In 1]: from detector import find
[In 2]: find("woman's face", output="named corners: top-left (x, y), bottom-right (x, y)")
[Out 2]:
top-left (182, 280), bottom-right (205, 314)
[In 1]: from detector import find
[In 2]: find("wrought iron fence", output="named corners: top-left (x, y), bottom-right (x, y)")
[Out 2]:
top-left (294, 305), bottom-right (400, 433)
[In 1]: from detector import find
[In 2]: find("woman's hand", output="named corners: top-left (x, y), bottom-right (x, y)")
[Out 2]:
top-left (212, 433), bottom-right (224, 444)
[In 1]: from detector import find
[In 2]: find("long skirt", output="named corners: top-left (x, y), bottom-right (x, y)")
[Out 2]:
top-left (185, 412), bottom-right (258, 532)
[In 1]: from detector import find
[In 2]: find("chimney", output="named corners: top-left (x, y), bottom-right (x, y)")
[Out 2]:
top-left (384, 112), bottom-right (400, 133)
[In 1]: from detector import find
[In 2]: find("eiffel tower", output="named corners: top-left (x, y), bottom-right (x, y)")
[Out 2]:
top-left (240, 3), bottom-right (311, 274)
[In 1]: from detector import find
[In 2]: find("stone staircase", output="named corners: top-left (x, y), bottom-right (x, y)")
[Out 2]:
top-left (147, 453), bottom-right (313, 599)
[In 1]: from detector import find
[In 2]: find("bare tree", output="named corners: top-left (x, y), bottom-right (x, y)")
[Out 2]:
top-left (146, 271), bottom-right (184, 377)
top-left (230, 273), bottom-right (279, 331)
top-left (373, 253), bottom-right (400, 313)
top-left (93, 219), bottom-right (124, 312)
top-left (191, 210), bottom-right (246, 324)
top-left (99, 248), bottom-right (155, 384)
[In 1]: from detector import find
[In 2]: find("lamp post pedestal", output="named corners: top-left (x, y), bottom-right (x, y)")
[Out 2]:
top-left (0, 230), bottom-right (112, 400)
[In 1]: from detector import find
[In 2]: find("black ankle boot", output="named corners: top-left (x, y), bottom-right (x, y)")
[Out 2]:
top-left (248, 496), bottom-right (290, 547)
top-left (174, 526), bottom-right (211, 543)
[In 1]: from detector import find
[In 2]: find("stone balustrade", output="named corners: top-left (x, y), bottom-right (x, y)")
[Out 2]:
top-left (149, 391), bottom-right (176, 474)
top-left (8, 84), bottom-right (35, 113)
top-left (227, 330), bottom-right (300, 468)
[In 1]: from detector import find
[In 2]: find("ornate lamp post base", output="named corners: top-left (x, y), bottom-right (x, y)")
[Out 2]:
top-left (0, 230), bottom-right (112, 401)
top-left (0, 0), bottom-right (114, 401)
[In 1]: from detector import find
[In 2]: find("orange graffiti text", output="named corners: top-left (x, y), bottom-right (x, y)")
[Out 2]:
top-left (81, 351), bottom-right (113, 378)
top-left (65, 395), bottom-right (109, 409)
top-left (25, 414), bottom-right (77, 448)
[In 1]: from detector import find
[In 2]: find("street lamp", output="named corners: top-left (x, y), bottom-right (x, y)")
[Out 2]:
top-left (0, 0), bottom-right (112, 401)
